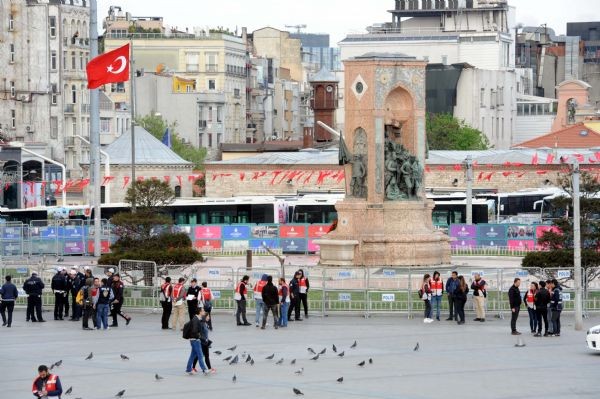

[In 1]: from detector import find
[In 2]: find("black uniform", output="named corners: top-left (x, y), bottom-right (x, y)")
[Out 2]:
top-left (23, 274), bottom-right (45, 322)
top-left (288, 277), bottom-right (301, 321)
top-left (508, 284), bottom-right (522, 333)
top-left (68, 273), bottom-right (84, 320)
top-left (187, 285), bottom-right (201, 320)
top-left (110, 280), bottom-right (130, 326)
top-left (51, 272), bottom-right (69, 320)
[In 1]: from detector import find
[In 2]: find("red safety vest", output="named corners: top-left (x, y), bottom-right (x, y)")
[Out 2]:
top-left (278, 282), bottom-right (290, 303)
top-left (526, 289), bottom-right (535, 303)
top-left (254, 280), bottom-right (267, 300)
top-left (173, 283), bottom-right (185, 300)
top-left (161, 282), bottom-right (172, 301)
top-left (201, 287), bottom-right (213, 301)
top-left (299, 277), bottom-right (308, 294)
top-left (32, 374), bottom-right (59, 396)
top-left (234, 281), bottom-right (246, 300)
top-left (431, 279), bottom-right (443, 296)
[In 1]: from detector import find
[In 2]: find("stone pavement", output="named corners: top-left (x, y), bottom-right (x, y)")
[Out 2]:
top-left (1, 308), bottom-right (598, 399)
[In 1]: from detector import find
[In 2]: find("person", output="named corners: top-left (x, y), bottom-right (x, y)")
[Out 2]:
top-left (534, 280), bottom-right (551, 337)
top-left (186, 278), bottom-right (201, 321)
top-left (445, 271), bottom-right (459, 321)
top-left (81, 278), bottom-right (95, 330)
top-left (420, 274), bottom-right (433, 323)
top-left (67, 269), bottom-right (83, 321)
top-left (261, 276), bottom-right (279, 330)
top-left (234, 275), bottom-right (251, 326)
top-left (192, 308), bottom-right (216, 374)
top-left (160, 277), bottom-right (173, 330)
top-left (185, 308), bottom-right (208, 375)
top-left (110, 274), bottom-right (131, 327)
top-left (470, 273), bottom-right (487, 322)
top-left (278, 277), bottom-right (290, 328)
top-left (32, 364), bottom-right (63, 398)
top-left (524, 282), bottom-right (538, 334)
top-left (549, 279), bottom-right (563, 337)
top-left (200, 282), bottom-right (214, 330)
top-left (106, 267), bottom-right (116, 287)
top-left (51, 268), bottom-right (68, 320)
top-left (297, 269), bottom-right (310, 319)
top-left (83, 266), bottom-right (94, 280)
top-left (508, 278), bottom-right (522, 335)
top-left (253, 274), bottom-right (268, 327)
top-left (430, 271), bottom-right (443, 321)
top-left (94, 278), bottom-right (114, 330)
top-left (171, 277), bottom-right (187, 331)
top-left (23, 272), bottom-right (45, 323)
top-left (454, 276), bottom-right (469, 324)
top-left (545, 279), bottom-right (554, 335)
top-left (0, 275), bottom-right (18, 327)
top-left (288, 271), bottom-right (301, 321)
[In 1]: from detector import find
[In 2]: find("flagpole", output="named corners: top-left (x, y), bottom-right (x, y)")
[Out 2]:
top-left (89, 0), bottom-right (102, 256)
top-left (129, 36), bottom-right (136, 212)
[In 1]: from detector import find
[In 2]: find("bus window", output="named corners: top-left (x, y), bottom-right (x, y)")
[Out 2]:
top-left (175, 212), bottom-right (187, 225)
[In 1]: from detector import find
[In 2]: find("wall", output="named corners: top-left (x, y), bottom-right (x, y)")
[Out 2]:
top-left (252, 28), bottom-right (304, 83)
top-left (513, 115), bottom-right (555, 145)
top-left (583, 63), bottom-right (600, 107)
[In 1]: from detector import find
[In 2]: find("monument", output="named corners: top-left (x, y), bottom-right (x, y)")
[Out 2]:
top-left (315, 53), bottom-right (451, 266)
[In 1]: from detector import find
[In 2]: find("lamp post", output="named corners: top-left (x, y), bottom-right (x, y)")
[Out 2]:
top-left (464, 155), bottom-right (473, 225)
top-left (572, 159), bottom-right (583, 331)
top-left (76, 135), bottom-right (110, 204)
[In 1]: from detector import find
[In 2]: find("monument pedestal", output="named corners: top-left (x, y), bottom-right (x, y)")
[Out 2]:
top-left (315, 199), bottom-right (451, 266)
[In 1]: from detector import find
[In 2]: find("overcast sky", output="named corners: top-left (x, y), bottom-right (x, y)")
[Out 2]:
top-left (97, 0), bottom-right (599, 43)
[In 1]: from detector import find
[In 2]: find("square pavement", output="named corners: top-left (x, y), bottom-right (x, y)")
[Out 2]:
top-left (1, 309), bottom-right (598, 399)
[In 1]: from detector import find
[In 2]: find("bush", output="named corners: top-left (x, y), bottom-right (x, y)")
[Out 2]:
top-left (111, 232), bottom-right (192, 253)
top-left (99, 247), bottom-right (203, 266)
top-left (522, 249), bottom-right (600, 268)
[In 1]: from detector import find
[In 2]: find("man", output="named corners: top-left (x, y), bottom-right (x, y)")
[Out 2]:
top-left (106, 267), bottom-right (116, 286)
top-left (171, 277), bottom-right (187, 331)
top-left (278, 277), bottom-right (290, 328)
top-left (160, 277), bottom-right (173, 330)
top-left (67, 269), bottom-right (83, 321)
top-left (445, 271), bottom-right (459, 321)
top-left (32, 364), bottom-right (62, 398)
top-left (83, 266), bottom-right (94, 280)
top-left (0, 275), bottom-right (18, 327)
top-left (253, 274), bottom-right (268, 327)
top-left (534, 280), bottom-right (551, 337)
top-left (288, 271), bottom-right (301, 321)
top-left (470, 273), bottom-right (487, 322)
top-left (261, 276), bottom-right (279, 330)
top-left (186, 278), bottom-right (201, 321)
top-left (94, 278), bottom-right (114, 330)
top-left (81, 278), bottom-right (95, 330)
top-left (549, 279), bottom-right (563, 337)
top-left (508, 278), bottom-right (522, 335)
top-left (200, 282), bottom-right (214, 331)
top-left (298, 269), bottom-right (310, 319)
top-left (185, 308), bottom-right (208, 375)
top-left (23, 272), bottom-right (45, 322)
top-left (51, 268), bottom-right (68, 320)
top-left (430, 271), bottom-right (443, 321)
top-left (110, 274), bottom-right (131, 327)
top-left (234, 275), bottom-right (251, 326)
top-left (545, 279), bottom-right (554, 335)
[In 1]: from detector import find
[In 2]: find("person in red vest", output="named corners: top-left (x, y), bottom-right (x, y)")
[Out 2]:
top-left (171, 277), bottom-right (187, 331)
top-left (160, 277), bottom-right (173, 330)
top-left (200, 281), bottom-right (214, 330)
top-left (235, 275), bottom-right (251, 326)
top-left (297, 269), bottom-right (310, 318)
top-left (430, 271), bottom-right (444, 321)
top-left (32, 364), bottom-right (63, 398)
top-left (525, 281), bottom-right (539, 334)
top-left (253, 274), bottom-right (268, 327)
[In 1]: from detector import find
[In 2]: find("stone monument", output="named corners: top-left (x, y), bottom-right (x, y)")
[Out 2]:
top-left (315, 53), bottom-right (451, 266)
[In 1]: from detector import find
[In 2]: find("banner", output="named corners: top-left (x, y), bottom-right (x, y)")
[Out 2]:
top-left (194, 226), bottom-right (221, 239)
top-left (222, 225), bottom-right (251, 240)
top-left (279, 225), bottom-right (306, 238)
top-left (449, 225), bottom-right (477, 239)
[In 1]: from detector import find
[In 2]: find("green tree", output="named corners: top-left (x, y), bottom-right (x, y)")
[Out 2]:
top-left (426, 113), bottom-right (490, 150)
top-left (125, 179), bottom-right (175, 210)
top-left (136, 114), bottom-right (207, 170)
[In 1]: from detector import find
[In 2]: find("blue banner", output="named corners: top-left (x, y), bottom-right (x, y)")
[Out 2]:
top-left (62, 226), bottom-right (83, 238)
top-left (2, 227), bottom-right (22, 240)
top-left (223, 225), bottom-right (251, 240)
top-left (249, 239), bottom-right (278, 249)
top-left (477, 225), bottom-right (507, 240)
top-left (281, 238), bottom-right (307, 253)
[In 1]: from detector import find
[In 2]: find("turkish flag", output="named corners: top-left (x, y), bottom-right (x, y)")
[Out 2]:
top-left (86, 43), bottom-right (130, 89)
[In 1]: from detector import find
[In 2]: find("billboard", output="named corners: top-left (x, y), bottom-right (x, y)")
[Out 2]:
top-left (194, 226), bottom-right (222, 240)
top-left (508, 240), bottom-right (535, 250)
top-left (478, 225), bottom-right (506, 240)
top-left (308, 224), bottom-right (330, 238)
top-left (222, 225), bottom-right (251, 240)
top-left (279, 225), bottom-right (306, 239)
top-left (451, 239), bottom-right (477, 248)
top-left (63, 241), bottom-right (85, 254)
top-left (194, 240), bottom-right (222, 251)
top-left (281, 239), bottom-right (307, 253)
top-left (251, 225), bottom-right (278, 238)
top-left (449, 225), bottom-right (477, 239)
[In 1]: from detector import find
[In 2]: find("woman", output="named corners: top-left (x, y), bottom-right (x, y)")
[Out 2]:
top-left (421, 274), bottom-right (433, 323)
top-left (454, 276), bottom-right (469, 325)
top-left (200, 281), bottom-right (214, 330)
top-left (525, 282), bottom-right (539, 334)
top-left (192, 308), bottom-right (216, 374)
top-left (186, 279), bottom-right (201, 321)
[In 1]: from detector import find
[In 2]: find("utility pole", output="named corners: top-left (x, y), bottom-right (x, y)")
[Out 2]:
top-left (130, 37), bottom-right (137, 212)
top-left (465, 155), bottom-right (473, 225)
top-left (89, 0), bottom-right (101, 256)
top-left (572, 159), bottom-right (583, 330)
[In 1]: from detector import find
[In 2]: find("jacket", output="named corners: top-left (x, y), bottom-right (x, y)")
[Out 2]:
top-left (446, 277), bottom-right (459, 296)
top-left (534, 288), bottom-right (551, 311)
top-left (262, 282), bottom-right (279, 306)
top-left (94, 284), bottom-right (114, 305)
top-left (454, 285), bottom-right (469, 301)
top-left (421, 282), bottom-right (432, 301)
top-left (51, 273), bottom-right (68, 292)
top-left (23, 276), bottom-right (45, 296)
top-left (189, 316), bottom-right (207, 340)
top-left (68, 275), bottom-right (83, 296)
top-left (0, 282), bottom-right (19, 301)
top-left (187, 285), bottom-right (201, 302)
top-left (471, 279), bottom-right (487, 297)
top-left (550, 287), bottom-right (563, 311)
top-left (508, 285), bottom-right (522, 309)
top-left (32, 373), bottom-right (62, 398)
top-left (289, 278), bottom-right (300, 296)
top-left (112, 281), bottom-right (125, 303)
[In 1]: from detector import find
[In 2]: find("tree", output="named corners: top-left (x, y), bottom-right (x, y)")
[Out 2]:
top-left (125, 179), bottom-right (175, 210)
top-left (136, 114), bottom-right (207, 170)
top-left (426, 113), bottom-right (490, 150)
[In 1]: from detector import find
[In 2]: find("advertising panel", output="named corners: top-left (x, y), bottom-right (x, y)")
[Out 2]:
top-left (307, 239), bottom-right (321, 252)
top-left (223, 240), bottom-right (249, 250)
top-left (194, 226), bottom-right (222, 240)
top-left (2, 242), bottom-right (21, 256)
top-left (64, 241), bottom-right (85, 254)
top-left (308, 224), bottom-right (330, 238)
top-left (507, 240), bottom-right (535, 250)
top-left (250, 225), bottom-right (278, 239)
top-left (506, 225), bottom-right (535, 239)
top-left (451, 239), bottom-right (477, 248)
top-left (477, 225), bottom-right (506, 240)
top-left (87, 240), bottom-right (111, 254)
top-left (249, 239), bottom-right (278, 249)
top-left (478, 239), bottom-right (508, 248)
top-left (194, 240), bottom-right (222, 251)
top-left (281, 239), bottom-right (307, 253)
top-left (222, 225), bottom-right (251, 240)
top-left (279, 225), bottom-right (306, 239)
top-left (2, 226), bottom-right (22, 240)
top-left (449, 225), bottom-right (477, 239)
top-left (63, 226), bottom-right (83, 238)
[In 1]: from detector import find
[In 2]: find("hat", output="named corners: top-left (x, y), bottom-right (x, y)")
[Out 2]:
top-left (60, 267), bottom-right (66, 272)
top-left (71, 266), bottom-right (78, 270)
top-left (83, 266), bottom-right (90, 271)
top-left (108, 268), bottom-right (115, 273)
top-left (31, 271), bottom-right (38, 276)
top-left (69, 270), bottom-right (76, 275)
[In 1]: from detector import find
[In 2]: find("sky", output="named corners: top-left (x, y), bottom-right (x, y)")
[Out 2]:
top-left (97, 0), bottom-right (600, 43)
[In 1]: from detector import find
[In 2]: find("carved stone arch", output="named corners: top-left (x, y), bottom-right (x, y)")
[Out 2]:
top-left (384, 84), bottom-right (416, 154)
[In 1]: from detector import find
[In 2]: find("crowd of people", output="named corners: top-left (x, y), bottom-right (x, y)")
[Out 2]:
top-left (509, 277), bottom-right (563, 336)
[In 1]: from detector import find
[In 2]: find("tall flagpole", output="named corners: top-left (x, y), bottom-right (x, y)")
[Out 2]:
top-left (130, 37), bottom-right (136, 212)
top-left (89, 0), bottom-right (102, 256)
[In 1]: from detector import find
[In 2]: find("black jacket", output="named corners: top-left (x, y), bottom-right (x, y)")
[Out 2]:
top-left (534, 288), bottom-right (551, 310)
top-left (69, 275), bottom-right (84, 295)
top-left (289, 278), bottom-right (300, 296)
top-left (190, 316), bottom-right (207, 340)
top-left (51, 273), bottom-right (68, 292)
top-left (262, 282), bottom-right (279, 306)
top-left (23, 276), bottom-right (45, 296)
top-left (508, 285), bottom-right (522, 309)
top-left (550, 287), bottom-right (563, 311)
top-left (454, 286), bottom-right (469, 301)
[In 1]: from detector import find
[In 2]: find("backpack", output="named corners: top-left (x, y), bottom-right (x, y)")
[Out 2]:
top-left (182, 320), bottom-right (194, 339)
top-left (417, 288), bottom-right (424, 300)
top-left (76, 289), bottom-right (84, 306)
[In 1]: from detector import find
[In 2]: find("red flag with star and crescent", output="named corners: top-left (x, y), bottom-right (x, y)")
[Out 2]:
top-left (86, 43), bottom-right (130, 89)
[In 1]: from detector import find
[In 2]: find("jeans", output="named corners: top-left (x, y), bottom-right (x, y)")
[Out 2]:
top-left (71, 293), bottom-right (82, 319)
top-left (455, 298), bottom-right (466, 322)
top-left (254, 299), bottom-right (264, 325)
top-left (551, 310), bottom-right (561, 334)
top-left (547, 307), bottom-right (554, 333)
top-left (236, 300), bottom-right (248, 324)
top-left (431, 295), bottom-right (442, 320)
top-left (262, 304), bottom-right (279, 328)
top-left (96, 303), bottom-right (109, 329)
top-left (0, 301), bottom-right (15, 326)
top-left (186, 339), bottom-right (207, 372)
top-left (536, 308), bottom-right (548, 334)
top-left (160, 301), bottom-right (172, 329)
top-left (279, 302), bottom-right (289, 326)
top-left (527, 307), bottom-right (538, 332)
top-left (194, 341), bottom-right (212, 370)
top-left (510, 308), bottom-right (520, 332)
top-left (424, 299), bottom-right (432, 319)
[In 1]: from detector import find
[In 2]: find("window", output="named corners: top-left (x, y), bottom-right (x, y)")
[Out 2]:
top-left (234, 88), bottom-right (240, 97)
top-left (186, 52), bottom-right (199, 72)
top-left (9, 43), bottom-right (15, 63)
top-left (71, 52), bottom-right (76, 70)
top-left (71, 85), bottom-right (77, 104)
top-left (199, 133), bottom-right (204, 146)
top-left (51, 51), bottom-right (57, 70)
top-left (9, 13), bottom-right (14, 31)
top-left (481, 117), bottom-right (485, 130)
top-left (208, 79), bottom-right (216, 90)
top-left (175, 186), bottom-right (181, 197)
top-left (63, 51), bottom-right (67, 69)
top-left (441, 54), bottom-right (448, 65)
top-left (50, 117), bottom-right (58, 139)
top-left (480, 88), bottom-right (485, 107)
top-left (100, 186), bottom-right (106, 204)
top-left (217, 106), bottom-right (223, 122)
top-left (490, 90), bottom-right (496, 108)
top-left (49, 16), bottom-right (57, 37)
top-left (100, 118), bottom-right (111, 133)
top-left (205, 52), bottom-right (218, 72)
top-left (11, 110), bottom-right (16, 129)
top-left (501, 117), bottom-right (504, 139)
top-left (10, 81), bottom-right (15, 98)
top-left (207, 106), bottom-right (213, 122)
top-left (217, 133), bottom-right (222, 146)
top-left (80, 52), bottom-right (84, 70)
top-left (498, 87), bottom-right (504, 106)
top-left (51, 84), bottom-right (58, 105)
top-left (72, 118), bottom-right (77, 136)
top-left (208, 133), bottom-right (213, 147)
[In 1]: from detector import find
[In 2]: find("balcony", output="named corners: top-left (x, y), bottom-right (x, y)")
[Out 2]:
top-left (205, 64), bottom-right (218, 73)
top-left (64, 136), bottom-right (75, 146)
top-left (104, 32), bottom-right (243, 43)
top-left (64, 104), bottom-right (75, 114)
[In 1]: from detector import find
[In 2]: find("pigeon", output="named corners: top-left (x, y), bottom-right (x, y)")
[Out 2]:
top-left (245, 355), bottom-right (253, 363)
top-left (293, 388), bottom-right (304, 396)
top-left (85, 352), bottom-right (93, 360)
top-left (229, 355), bottom-right (239, 365)
top-left (369, 358), bottom-right (373, 364)
top-left (232, 374), bottom-right (237, 383)
top-left (337, 351), bottom-right (345, 357)
top-left (120, 354), bottom-right (129, 360)
top-left (65, 386), bottom-right (73, 395)
top-left (307, 347), bottom-right (316, 354)
top-left (294, 367), bottom-right (304, 375)
top-left (515, 338), bottom-right (526, 348)
top-left (214, 351), bottom-right (222, 355)
top-left (413, 343), bottom-right (420, 352)
top-left (275, 358), bottom-right (284, 365)
top-left (290, 359), bottom-right (296, 365)
top-left (357, 360), bottom-right (365, 367)
top-left (227, 345), bottom-right (237, 351)
top-left (337, 377), bottom-right (344, 383)
top-left (318, 348), bottom-right (326, 355)
top-left (250, 358), bottom-right (255, 366)
top-left (155, 373), bottom-right (164, 381)
top-left (115, 390), bottom-right (126, 398)
top-left (332, 344), bottom-right (337, 353)
top-left (50, 360), bottom-right (62, 370)
top-left (350, 340), bottom-right (357, 348)
top-left (310, 354), bottom-right (319, 361)
top-left (265, 353), bottom-right (275, 360)
top-left (223, 355), bottom-right (233, 362)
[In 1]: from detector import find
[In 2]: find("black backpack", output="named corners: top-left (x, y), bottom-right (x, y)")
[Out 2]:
top-left (182, 321), bottom-right (192, 339)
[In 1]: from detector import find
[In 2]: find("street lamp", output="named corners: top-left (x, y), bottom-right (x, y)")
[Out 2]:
top-left (76, 135), bottom-right (111, 204)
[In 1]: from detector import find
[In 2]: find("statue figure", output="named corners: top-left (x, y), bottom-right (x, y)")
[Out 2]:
top-left (349, 154), bottom-right (367, 198)
top-left (399, 156), bottom-right (414, 198)
top-left (567, 99), bottom-right (577, 124)
top-left (384, 143), bottom-right (403, 200)
top-left (410, 156), bottom-right (423, 197)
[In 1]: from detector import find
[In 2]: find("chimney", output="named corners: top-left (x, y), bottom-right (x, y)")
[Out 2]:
top-left (303, 126), bottom-right (314, 149)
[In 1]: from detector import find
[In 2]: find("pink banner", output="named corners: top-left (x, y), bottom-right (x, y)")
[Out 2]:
top-left (194, 226), bottom-right (222, 239)
top-left (307, 239), bottom-right (321, 252)
top-left (508, 240), bottom-right (535, 250)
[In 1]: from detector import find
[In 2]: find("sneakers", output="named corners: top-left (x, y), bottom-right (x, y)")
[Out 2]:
top-left (511, 331), bottom-right (522, 335)
top-left (534, 333), bottom-right (541, 337)
top-left (423, 318), bottom-right (434, 323)
top-left (209, 368), bottom-right (217, 374)
top-left (126, 318), bottom-right (131, 326)
top-left (243, 322), bottom-right (252, 326)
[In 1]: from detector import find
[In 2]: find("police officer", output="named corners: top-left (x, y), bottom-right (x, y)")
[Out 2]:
top-left (23, 272), bottom-right (45, 322)
top-left (68, 269), bottom-right (83, 321)
top-left (51, 268), bottom-right (68, 320)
